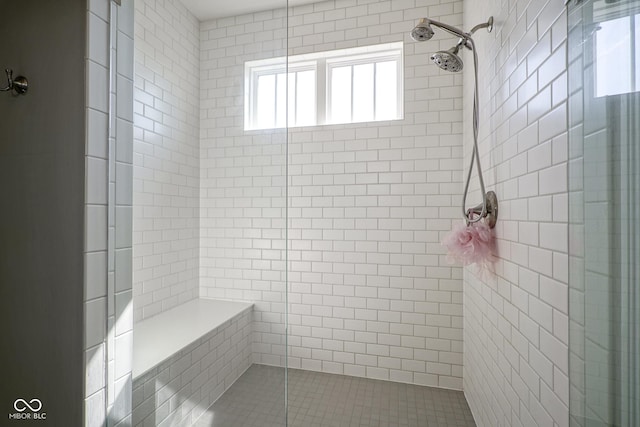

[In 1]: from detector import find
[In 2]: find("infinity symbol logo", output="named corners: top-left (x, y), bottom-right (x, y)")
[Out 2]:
top-left (13, 399), bottom-right (42, 412)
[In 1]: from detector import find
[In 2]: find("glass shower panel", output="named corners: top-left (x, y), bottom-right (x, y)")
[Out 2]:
top-left (130, 0), bottom-right (289, 425)
top-left (568, 0), bottom-right (640, 425)
top-left (197, 3), bottom-right (290, 427)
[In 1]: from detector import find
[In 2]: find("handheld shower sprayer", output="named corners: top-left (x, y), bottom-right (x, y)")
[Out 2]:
top-left (410, 16), bottom-right (498, 228)
top-left (431, 44), bottom-right (464, 72)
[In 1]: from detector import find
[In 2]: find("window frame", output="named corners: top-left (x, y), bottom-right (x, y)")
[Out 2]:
top-left (245, 59), bottom-right (318, 130)
top-left (324, 49), bottom-right (404, 125)
top-left (244, 42), bottom-right (404, 130)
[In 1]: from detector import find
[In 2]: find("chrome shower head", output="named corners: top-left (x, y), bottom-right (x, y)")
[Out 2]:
top-left (430, 45), bottom-right (464, 72)
top-left (411, 19), bottom-right (435, 41)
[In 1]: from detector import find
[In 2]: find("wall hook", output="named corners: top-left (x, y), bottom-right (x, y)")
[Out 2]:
top-left (1, 69), bottom-right (28, 95)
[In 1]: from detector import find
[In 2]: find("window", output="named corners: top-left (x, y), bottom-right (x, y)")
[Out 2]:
top-left (245, 43), bottom-right (403, 130)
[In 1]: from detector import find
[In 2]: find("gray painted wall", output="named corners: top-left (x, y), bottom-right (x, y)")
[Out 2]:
top-left (0, 1), bottom-right (87, 425)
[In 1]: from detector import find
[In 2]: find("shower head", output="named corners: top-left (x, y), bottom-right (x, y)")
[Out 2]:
top-left (410, 18), bottom-right (435, 41)
top-left (431, 45), bottom-right (464, 72)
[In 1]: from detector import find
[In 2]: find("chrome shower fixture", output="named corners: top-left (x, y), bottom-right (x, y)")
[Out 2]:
top-left (410, 15), bottom-right (498, 227)
top-left (410, 17), bottom-right (493, 72)
top-left (431, 44), bottom-right (464, 72)
top-left (410, 18), bottom-right (435, 41)
top-left (410, 17), bottom-right (493, 44)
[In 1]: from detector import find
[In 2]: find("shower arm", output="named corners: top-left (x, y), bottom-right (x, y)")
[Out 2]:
top-left (424, 19), bottom-right (469, 41)
top-left (469, 17), bottom-right (493, 35)
top-left (424, 17), bottom-right (493, 45)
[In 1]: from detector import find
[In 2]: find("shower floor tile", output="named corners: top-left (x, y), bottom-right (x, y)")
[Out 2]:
top-left (193, 365), bottom-right (476, 427)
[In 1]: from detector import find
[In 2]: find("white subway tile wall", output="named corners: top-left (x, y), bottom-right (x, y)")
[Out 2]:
top-left (133, 0), bottom-right (201, 322)
top-left (85, 0), bottom-right (135, 426)
top-left (462, 0), bottom-right (569, 426)
top-left (200, 0), bottom-right (466, 389)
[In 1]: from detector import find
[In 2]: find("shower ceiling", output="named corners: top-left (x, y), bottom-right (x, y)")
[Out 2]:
top-left (179, 0), bottom-right (320, 21)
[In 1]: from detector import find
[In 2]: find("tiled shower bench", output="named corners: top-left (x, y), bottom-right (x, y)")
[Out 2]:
top-left (132, 299), bottom-right (253, 427)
